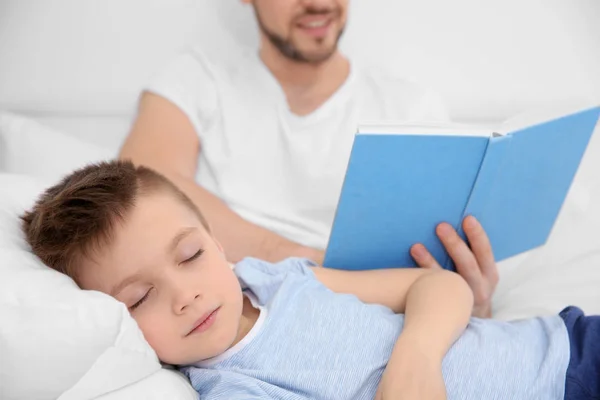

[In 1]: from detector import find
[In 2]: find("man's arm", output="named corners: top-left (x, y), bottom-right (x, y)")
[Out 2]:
top-left (120, 92), bottom-right (324, 264)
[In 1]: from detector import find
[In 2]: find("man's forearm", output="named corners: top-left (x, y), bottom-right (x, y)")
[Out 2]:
top-left (393, 271), bottom-right (473, 362)
top-left (165, 172), bottom-right (324, 263)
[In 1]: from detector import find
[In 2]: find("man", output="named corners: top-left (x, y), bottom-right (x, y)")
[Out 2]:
top-left (120, 0), bottom-right (498, 317)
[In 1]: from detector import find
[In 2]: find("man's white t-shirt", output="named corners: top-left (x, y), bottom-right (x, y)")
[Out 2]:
top-left (146, 48), bottom-right (449, 250)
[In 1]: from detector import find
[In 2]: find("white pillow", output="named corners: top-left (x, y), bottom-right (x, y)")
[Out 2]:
top-left (0, 111), bottom-right (115, 182)
top-left (0, 173), bottom-right (196, 400)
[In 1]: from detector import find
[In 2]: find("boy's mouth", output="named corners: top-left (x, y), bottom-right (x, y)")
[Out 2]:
top-left (186, 307), bottom-right (220, 336)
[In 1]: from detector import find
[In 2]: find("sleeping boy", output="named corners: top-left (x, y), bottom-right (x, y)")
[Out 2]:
top-left (21, 160), bottom-right (599, 399)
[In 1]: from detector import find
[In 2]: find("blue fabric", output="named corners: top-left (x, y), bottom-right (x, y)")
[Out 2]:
top-left (561, 306), bottom-right (600, 399)
top-left (181, 257), bottom-right (570, 399)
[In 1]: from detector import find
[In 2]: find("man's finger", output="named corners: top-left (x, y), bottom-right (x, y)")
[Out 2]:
top-left (410, 243), bottom-right (442, 269)
top-left (436, 222), bottom-right (482, 285)
top-left (462, 216), bottom-right (498, 283)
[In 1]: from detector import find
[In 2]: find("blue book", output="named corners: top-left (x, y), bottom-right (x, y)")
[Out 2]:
top-left (324, 106), bottom-right (600, 271)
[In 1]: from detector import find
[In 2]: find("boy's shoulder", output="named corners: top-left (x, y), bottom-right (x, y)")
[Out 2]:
top-left (234, 257), bottom-right (318, 306)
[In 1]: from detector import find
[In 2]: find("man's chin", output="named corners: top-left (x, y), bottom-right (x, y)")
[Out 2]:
top-left (291, 30), bottom-right (343, 63)
top-left (293, 47), bottom-right (338, 64)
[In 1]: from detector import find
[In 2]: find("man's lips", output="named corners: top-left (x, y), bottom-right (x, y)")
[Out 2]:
top-left (296, 13), bottom-right (333, 28)
top-left (186, 307), bottom-right (220, 336)
top-left (294, 12), bottom-right (338, 38)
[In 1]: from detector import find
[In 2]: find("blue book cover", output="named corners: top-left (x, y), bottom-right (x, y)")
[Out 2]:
top-left (324, 106), bottom-right (600, 271)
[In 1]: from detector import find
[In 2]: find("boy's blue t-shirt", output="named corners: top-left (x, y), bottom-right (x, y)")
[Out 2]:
top-left (181, 258), bottom-right (570, 400)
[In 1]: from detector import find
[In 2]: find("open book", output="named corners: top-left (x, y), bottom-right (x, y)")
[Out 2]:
top-left (323, 105), bottom-right (600, 271)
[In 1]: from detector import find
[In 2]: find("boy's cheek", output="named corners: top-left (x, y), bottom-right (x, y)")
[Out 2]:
top-left (136, 314), bottom-right (167, 344)
top-left (137, 319), bottom-right (176, 360)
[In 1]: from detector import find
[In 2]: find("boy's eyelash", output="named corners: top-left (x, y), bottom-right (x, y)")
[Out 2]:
top-left (130, 289), bottom-right (152, 311)
top-left (184, 249), bottom-right (204, 263)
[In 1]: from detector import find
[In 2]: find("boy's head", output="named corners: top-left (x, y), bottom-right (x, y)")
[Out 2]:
top-left (21, 160), bottom-right (245, 365)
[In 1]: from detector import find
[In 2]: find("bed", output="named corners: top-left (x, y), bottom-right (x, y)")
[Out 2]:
top-left (1, 1), bottom-right (599, 399)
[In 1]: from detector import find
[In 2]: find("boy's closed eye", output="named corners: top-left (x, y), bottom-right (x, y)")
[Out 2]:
top-left (130, 288), bottom-right (153, 311)
top-left (180, 248), bottom-right (204, 265)
top-left (128, 249), bottom-right (205, 311)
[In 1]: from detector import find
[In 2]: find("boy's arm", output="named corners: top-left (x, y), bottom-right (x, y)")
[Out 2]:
top-left (313, 267), bottom-right (473, 357)
top-left (314, 266), bottom-right (472, 400)
top-left (313, 219), bottom-right (490, 398)
top-left (314, 220), bottom-right (477, 357)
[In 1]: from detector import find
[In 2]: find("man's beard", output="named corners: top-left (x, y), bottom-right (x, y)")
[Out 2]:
top-left (254, 7), bottom-right (345, 65)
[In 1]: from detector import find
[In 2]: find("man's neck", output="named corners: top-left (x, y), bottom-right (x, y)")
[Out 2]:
top-left (260, 43), bottom-right (350, 116)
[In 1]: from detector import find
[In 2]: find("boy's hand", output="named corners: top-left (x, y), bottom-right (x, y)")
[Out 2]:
top-left (410, 216), bottom-right (498, 318)
top-left (375, 340), bottom-right (446, 400)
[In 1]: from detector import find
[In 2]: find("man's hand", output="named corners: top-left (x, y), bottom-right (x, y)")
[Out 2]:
top-left (375, 339), bottom-right (446, 400)
top-left (410, 215), bottom-right (499, 318)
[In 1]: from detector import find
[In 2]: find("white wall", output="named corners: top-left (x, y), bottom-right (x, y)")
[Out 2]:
top-left (0, 0), bottom-right (598, 148)
top-left (343, 0), bottom-right (600, 121)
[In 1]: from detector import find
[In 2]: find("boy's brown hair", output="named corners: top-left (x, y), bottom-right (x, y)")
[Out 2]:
top-left (21, 160), bottom-right (210, 283)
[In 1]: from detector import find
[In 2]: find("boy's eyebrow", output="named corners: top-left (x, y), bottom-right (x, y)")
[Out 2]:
top-left (110, 227), bottom-right (198, 296)
top-left (168, 227), bottom-right (197, 253)
top-left (110, 272), bottom-right (144, 296)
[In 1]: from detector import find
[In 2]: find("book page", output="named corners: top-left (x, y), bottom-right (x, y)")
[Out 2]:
top-left (357, 121), bottom-right (496, 137)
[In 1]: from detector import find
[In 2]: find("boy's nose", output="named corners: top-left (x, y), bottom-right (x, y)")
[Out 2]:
top-left (174, 292), bottom-right (201, 315)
